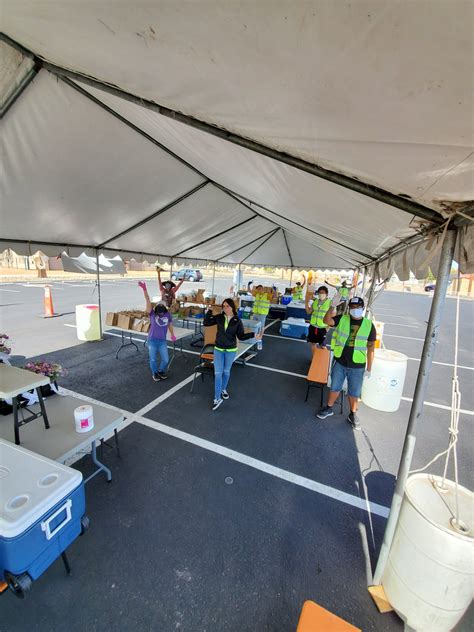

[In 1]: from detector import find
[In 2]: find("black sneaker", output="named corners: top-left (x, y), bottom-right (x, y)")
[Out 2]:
top-left (347, 411), bottom-right (361, 431)
top-left (212, 398), bottom-right (223, 411)
top-left (316, 405), bottom-right (334, 420)
top-left (221, 390), bottom-right (229, 400)
top-left (152, 373), bottom-right (160, 382)
top-left (158, 372), bottom-right (168, 380)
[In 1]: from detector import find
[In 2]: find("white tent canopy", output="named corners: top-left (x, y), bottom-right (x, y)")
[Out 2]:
top-left (0, 2), bottom-right (472, 275)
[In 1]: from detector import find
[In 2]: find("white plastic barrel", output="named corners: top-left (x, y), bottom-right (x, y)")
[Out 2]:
top-left (361, 348), bottom-right (407, 412)
top-left (75, 304), bottom-right (101, 341)
top-left (382, 474), bottom-right (473, 631)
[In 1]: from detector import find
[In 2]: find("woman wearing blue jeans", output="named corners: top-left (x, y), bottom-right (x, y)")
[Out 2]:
top-left (139, 281), bottom-right (176, 381)
top-left (204, 298), bottom-right (262, 410)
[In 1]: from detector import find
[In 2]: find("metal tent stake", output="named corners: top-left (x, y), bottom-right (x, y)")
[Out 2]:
top-left (372, 227), bottom-right (458, 586)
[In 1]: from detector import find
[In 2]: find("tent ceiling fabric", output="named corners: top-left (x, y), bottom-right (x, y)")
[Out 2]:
top-left (1, 2), bottom-right (472, 270)
top-left (2, 1), bottom-right (472, 211)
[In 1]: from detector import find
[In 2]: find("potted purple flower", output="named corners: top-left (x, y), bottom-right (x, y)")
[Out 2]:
top-left (22, 361), bottom-right (68, 396)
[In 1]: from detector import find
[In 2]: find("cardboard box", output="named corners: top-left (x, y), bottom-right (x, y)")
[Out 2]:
top-left (132, 317), bottom-right (146, 332)
top-left (105, 312), bottom-right (118, 326)
top-left (117, 314), bottom-right (134, 330)
top-left (141, 320), bottom-right (150, 333)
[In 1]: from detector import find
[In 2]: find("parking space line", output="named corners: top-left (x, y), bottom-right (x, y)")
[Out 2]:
top-left (58, 386), bottom-right (389, 518)
top-left (0, 288), bottom-right (20, 292)
top-left (382, 322), bottom-right (420, 328)
top-left (400, 397), bottom-right (474, 416)
top-left (136, 375), bottom-right (196, 416)
top-left (134, 416), bottom-right (390, 518)
top-left (407, 357), bottom-right (473, 371)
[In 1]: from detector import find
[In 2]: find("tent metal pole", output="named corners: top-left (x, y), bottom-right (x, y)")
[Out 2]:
top-left (95, 250), bottom-right (103, 339)
top-left (211, 262), bottom-right (216, 295)
top-left (365, 263), bottom-right (379, 313)
top-left (290, 268), bottom-right (294, 286)
top-left (170, 258), bottom-right (174, 277)
top-left (372, 227), bottom-right (457, 586)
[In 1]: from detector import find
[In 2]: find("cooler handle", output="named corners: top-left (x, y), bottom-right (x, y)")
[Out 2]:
top-left (41, 499), bottom-right (72, 540)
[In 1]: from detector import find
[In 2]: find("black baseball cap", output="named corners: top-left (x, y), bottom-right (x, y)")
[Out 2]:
top-left (348, 296), bottom-right (365, 307)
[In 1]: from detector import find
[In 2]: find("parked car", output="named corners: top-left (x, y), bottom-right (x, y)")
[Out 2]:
top-left (424, 283), bottom-right (436, 292)
top-left (171, 268), bottom-right (203, 282)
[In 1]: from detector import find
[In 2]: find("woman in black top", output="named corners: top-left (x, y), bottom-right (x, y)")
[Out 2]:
top-left (204, 298), bottom-right (262, 410)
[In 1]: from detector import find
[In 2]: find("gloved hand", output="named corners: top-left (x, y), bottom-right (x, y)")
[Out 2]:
top-left (364, 369), bottom-right (371, 378)
top-left (171, 334), bottom-right (177, 342)
top-left (138, 281), bottom-right (147, 291)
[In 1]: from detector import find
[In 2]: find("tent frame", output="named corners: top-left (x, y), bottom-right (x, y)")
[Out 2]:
top-left (0, 32), bottom-right (467, 598)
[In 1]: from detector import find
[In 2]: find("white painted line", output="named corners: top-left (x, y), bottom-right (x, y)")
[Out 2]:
top-left (247, 363), bottom-right (306, 379)
top-left (22, 283), bottom-right (65, 290)
top-left (383, 333), bottom-right (425, 341)
top-left (59, 386), bottom-right (388, 517)
top-left (0, 288), bottom-right (20, 292)
top-left (64, 324), bottom-right (77, 328)
top-left (136, 374), bottom-right (196, 416)
top-left (383, 322), bottom-right (420, 328)
top-left (401, 396), bottom-right (474, 416)
top-left (134, 416), bottom-right (389, 518)
top-left (407, 357), bottom-right (473, 371)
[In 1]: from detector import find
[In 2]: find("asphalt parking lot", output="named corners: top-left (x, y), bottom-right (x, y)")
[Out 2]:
top-left (0, 280), bottom-right (472, 631)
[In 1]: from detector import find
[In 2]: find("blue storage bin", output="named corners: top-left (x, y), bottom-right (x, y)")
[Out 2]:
top-left (281, 295), bottom-right (292, 305)
top-left (0, 440), bottom-right (86, 584)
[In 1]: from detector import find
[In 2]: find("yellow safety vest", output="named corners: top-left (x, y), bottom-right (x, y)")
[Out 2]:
top-left (292, 288), bottom-right (303, 301)
top-left (310, 298), bottom-right (331, 328)
top-left (339, 286), bottom-right (349, 299)
top-left (254, 292), bottom-right (270, 316)
top-left (331, 315), bottom-right (372, 364)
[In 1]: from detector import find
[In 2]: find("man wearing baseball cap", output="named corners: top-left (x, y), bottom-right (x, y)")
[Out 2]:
top-left (316, 296), bottom-right (376, 430)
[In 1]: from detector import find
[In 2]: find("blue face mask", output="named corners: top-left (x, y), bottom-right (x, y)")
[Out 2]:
top-left (350, 307), bottom-right (364, 318)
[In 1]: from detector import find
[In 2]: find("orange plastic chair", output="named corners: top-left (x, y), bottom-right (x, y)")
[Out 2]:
top-left (296, 600), bottom-right (361, 632)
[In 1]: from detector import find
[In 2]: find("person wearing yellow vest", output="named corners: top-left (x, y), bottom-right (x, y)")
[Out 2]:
top-left (325, 279), bottom-right (356, 307)
top-left (252, 284), bottom-right (271, 348)
top-left (306, 285), bottom-right (331, 351)
top-left (316, 296), bottom-right (376, 430)
top-left (291, 274), bottom-right (306, 302)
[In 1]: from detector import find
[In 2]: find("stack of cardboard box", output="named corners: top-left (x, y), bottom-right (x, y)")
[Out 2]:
top-left (105, 310), bottom-right (150, 333)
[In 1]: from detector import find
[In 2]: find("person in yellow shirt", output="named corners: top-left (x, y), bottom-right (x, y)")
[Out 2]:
top-left (252, 284), bottom-right (271, 349)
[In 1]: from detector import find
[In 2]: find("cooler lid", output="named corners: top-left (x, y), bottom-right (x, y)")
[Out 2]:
top-left (0, 439), bottom-right (83, 538)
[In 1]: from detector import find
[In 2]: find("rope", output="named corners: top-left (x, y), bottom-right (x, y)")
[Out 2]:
top-left (409, 230), bottom-right (465, 529)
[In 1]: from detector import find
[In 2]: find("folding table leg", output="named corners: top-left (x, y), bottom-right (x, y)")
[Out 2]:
top-left (61, 551), bottom-right (72, 576)
top-left (36, 388), bottom-right (50, 430)
top-left (13, 397), bottom-right (20, 445)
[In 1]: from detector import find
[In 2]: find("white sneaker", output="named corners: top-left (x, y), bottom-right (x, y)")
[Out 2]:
top-left (212, 398), bottom-right (223, 411)
top-left (221, 390), bottom-right (229, 400)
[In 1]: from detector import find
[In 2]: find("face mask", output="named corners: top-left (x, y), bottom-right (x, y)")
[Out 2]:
top-left (318, 294), bottom-right (327, 301)
top-left (350, 308), bottom-right (364, 318)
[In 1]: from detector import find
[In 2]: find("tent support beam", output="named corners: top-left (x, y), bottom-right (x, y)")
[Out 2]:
top-left (239, 228), bottom-right (280, 265)
top-left (211, 262), bottom-right (216, 295)
top-left (282, 230), bottom-right (294, 267)
top-left (97, 180), bottom-right (209, 248)
top-left (172, 215), bottom-right (257, 257)
top-left (0, 61), bottom-right (40, 119)
top-left (217, 229), bottom-right (278, 262)
top-left (372, 227), bottom-right (458, 586)
top-left (95, 250), bottom-right (103, 339)
top-left (217, 187), bottom-right (373, 264)
top-left (56, 73), bottom-right (374, 267)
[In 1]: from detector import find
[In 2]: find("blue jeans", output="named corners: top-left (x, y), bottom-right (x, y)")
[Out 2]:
top-left (148, 338), bottom-right (169, 374)
top-left (330, 360), bottom-right (365, 398)
top-left (213, 349), bottom-right (237, 400)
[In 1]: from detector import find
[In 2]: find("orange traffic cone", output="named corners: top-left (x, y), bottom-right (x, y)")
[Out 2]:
top-left (43, 285), bottom-right (57, 318)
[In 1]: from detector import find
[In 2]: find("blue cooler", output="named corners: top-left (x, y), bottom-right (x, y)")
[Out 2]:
top-left (0, 439), bottom-right (87, 595)
top-left (280, 318), bottom-right (309, 340)
top-left (286, 301), bottom-right (308, 320)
